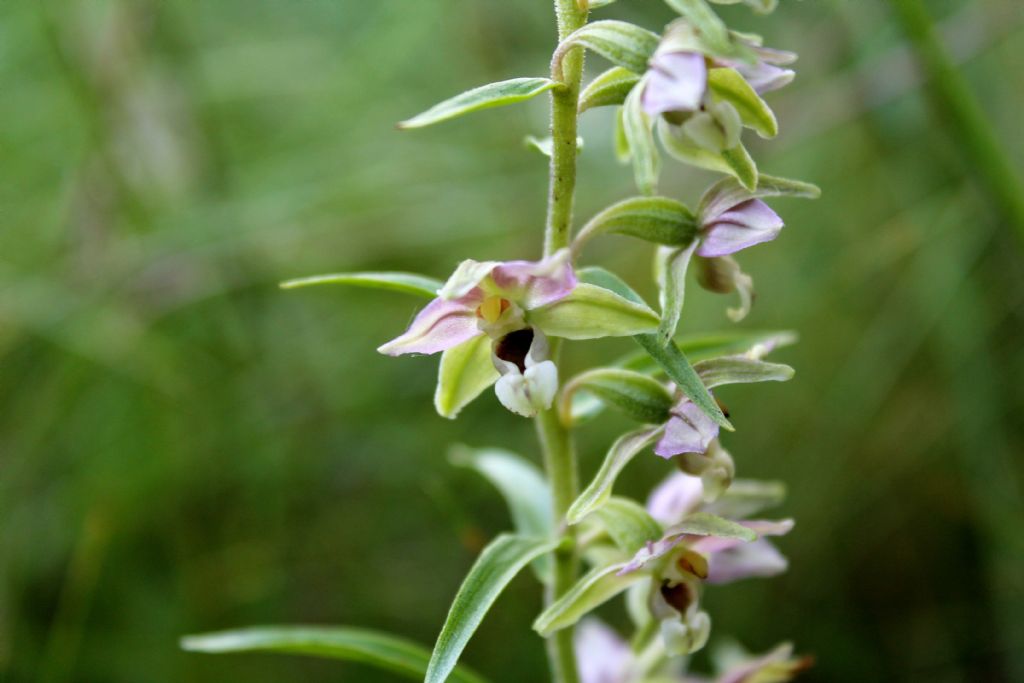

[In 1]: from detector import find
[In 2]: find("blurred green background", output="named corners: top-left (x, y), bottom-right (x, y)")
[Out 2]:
top-left (2, 0), bottom-right (1022, 681)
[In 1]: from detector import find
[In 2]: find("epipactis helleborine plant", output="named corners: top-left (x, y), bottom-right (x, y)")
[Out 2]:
top-left (186, 1), bottom-right (821, 682)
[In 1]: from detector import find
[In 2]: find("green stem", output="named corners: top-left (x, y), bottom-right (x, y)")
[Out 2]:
top-left (889, 0), bottom-right (1024, 247)
top-left (537, 3), bottom-right (587, 683)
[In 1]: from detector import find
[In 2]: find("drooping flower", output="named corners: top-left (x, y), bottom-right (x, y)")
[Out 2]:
top-left (654, 398), bottom-right (721, 459)
top-left (491, 328), bottom-right (559, 417)
top-left (377, 249), bottom-right (576, 356)
top-left (697, 192), bottom-right (784, 259)
top-left (642, 50), bottom-right (708, 118)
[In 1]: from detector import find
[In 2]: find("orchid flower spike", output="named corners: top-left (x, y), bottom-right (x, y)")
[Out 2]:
top-left (377, 249), bottom-right (575, 356)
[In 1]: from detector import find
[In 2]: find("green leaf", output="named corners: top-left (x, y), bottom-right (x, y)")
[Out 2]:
top-left (568, 426), bottom-right (663, 524)
top-left (656, 242), bottom-right (698, 345)
top-left (623, 78), bottom-right (659, 195)
top-left (616, 330), bottom-right (797, 373)
top-left (426, 535), bottom-right (558, 683)
top-left (702, 478), bottom-right (786, 518)
top-left (659, 119), bottom-right (758, 190)
top-left (575, 267), bottom-right (732, 431)
top-left (708, 67), bottom-right (778, 138)
top-left (573, 196), bottom-right (696, 253)
top-left (614, 107), bottom-right (631, 163)
top-left (552, 21), bottom-right (660, 81)
top-left (528, 283), bottom-right (659, 340)
top-left (533, 561), bottom-right (643, 636)
top-left (280, 272), bottom-right (441, 298)
top-left (435, 335), bottom-right (499, 419)
top-left (180, 626), bottom-right (486, 683)
top-left (398, 78), bottom-right (558, 129)
top-left (664, 511), bottom-right (757, 542)
top-left (449, 447), bottom-right (552, 540)
top-left (560, 368), bottom-right (674, 426)
top-left (694, 356), bottom-right (794, 388)
top-left (753, 174), bottom-right (822, 200)
top-left (596, 497), bottom-right (664, 552)
top-left (635, 335), bottom-right (733, 430)
top-left (710, 0), bottom-right (778, 13)
top-left (579, 66), bottom-right (641, 113)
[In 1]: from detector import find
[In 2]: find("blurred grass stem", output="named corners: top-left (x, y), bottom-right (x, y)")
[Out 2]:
top-left (537, 2), bottom-right (588, 682)
top-left (890, 0), bottom-right (1024, 247)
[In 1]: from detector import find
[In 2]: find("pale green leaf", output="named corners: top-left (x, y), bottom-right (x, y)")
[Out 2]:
top-left (616, 330), bottom-right (798, 372)
top-left (552, 21), bottom-right (660, 81)
top-left (568, 426), bottom-right (663, 524)
top-left (533, 561), bottom-right (643, 636)
top-left (280, 272), bottom-right (441, 298)
top-left (596, 497), bottom-right (664, 552)
top-left (426, 535), bottom-right (558, 683)
top-left (694, 356), bottom-right (794, 388)
top-left (708, 67), bottom-right (778, 138)
top-left (573, 196), bottom-right (696, 254)
top-left (656, 242), bottom-right (699, 344)
top-left (579, 66), bottom-right (641, 113)
top-left (449, 447), bottom-right (552, 540)
top-left (399, 78), bottom-right (558, 129)
top-left (560, 368), bottom-right (674, 426)
top-left (528, 283), bottom-right (659, 340)
top-left (181, 626), bottom-right (486, 683)
top-left (435, 335), bottom-right (499, 419)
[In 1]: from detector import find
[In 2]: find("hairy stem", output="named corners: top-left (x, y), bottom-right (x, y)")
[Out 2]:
top-left (537, 2), bottom-right (587, 683)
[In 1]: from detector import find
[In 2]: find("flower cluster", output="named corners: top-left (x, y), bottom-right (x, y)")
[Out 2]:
top-left (255, 1), bottom-right (821, 682)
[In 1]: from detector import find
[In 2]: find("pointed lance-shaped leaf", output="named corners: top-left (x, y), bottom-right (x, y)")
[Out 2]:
top-left (568, 426), bottom-right (664, 524)
top-left (551, 21), bottom-right (660, 82)
top-left (398, 78), bottom-right (559, 129)
top-left (596, 497), bottom-right (664, 553)
top-left (559, 368), bottom-right (674, 426)
top-left (573, 196), bottom-right (697, 255)
top-left (527, 283), bottom-right (659, 340)
top-left (579, 66), bottom-right (641, 113)
top-left (656, 241), bottom-right (699, 345)
top-left (180, 627), bottom-right (486, 683)
top-left (449, 446), bottom-right (553, 540)
top-left (533, 561), bottom-right (644, 636)
top-left (710, 0), bottom-right (778, 13)
top-left (575, 267), bottom-right (732, 430)
top-left (623, 79), bottom-right (660, 195)
top-left (426, 535), bottom-right (558, 683)
top-left (694, 356), bottom-right (794, 389)
top-left (435, 335), bottom-right (500, 419)
top-left (708, 67), bottom-right (778, 138)
top-left (280, 272), bottom-right (442, 298)
top-left (615, 329), bottom-right (798, 374)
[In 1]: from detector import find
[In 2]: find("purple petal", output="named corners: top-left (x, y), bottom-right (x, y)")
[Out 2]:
top-left (654, 401), bottom-right (720, 458)
top-left (647, 472), bottom-right (705, 525)
top-left (736, 62), bottom-right (795, 94)
top-left (698, 199), bottom-right (784, 258)
top-left (642, 52), bottom-right (708, 117)
top-left (706, 539), bottom-right (788, 584)
top-left (489, 250), bottom-right (576, 309)
top-left (377, 292), bottom-right (483, 356)
top-left (574, 619), bottom-right (633, 683)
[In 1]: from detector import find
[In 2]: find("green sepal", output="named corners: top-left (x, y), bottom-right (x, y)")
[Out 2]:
top-left (280, 272), bottom-right (441, 298)
top-left (662, 1), bottom-right (756, 63)
top-left (398, 78), bottom-right (558, 129)
top-left (528, 283), bottom-right (659, 340)
top-left (694, 356), bottom-right (794, 388)
top-left (560, 368), bottom-right (674, 426)
top-left (659, 119), bottom-right (758, 190)
top-left (664, 511), bottom-right (757, 542)
top-left (573, 196), bottom-right (697, 253)
top-left (708, 67), bottom-right (778, 138)
top-left (568, 426), bottom-right (664, 524)
top-left (702, 478), bottom-right (786, 518)
top-left (426, 535), bottom-right (559, 683)
top-left (552, 21), bottom-right (660, 81)
top-left (623, 77), bottom-right (660, 195)
top-left (596, 497), bottom-right (664, 553)
top-left (710, 0), bottom-right (778, 13)
top-left (579, 66), bottom-right (641, 113)
top-left (533, 561), bottom-right (643, 636)
top-left (435, 335), bottom-right (499, 419)
top-left (181, 627), bottom-right (487, 683)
